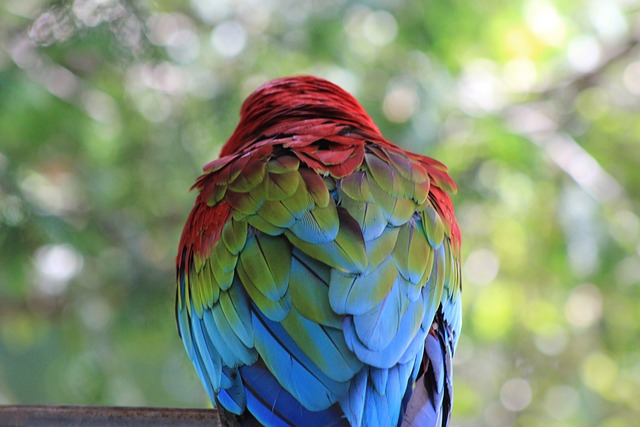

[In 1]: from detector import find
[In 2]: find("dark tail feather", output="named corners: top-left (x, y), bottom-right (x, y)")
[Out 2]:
top-left (400, 321), bottom-right (453, 427)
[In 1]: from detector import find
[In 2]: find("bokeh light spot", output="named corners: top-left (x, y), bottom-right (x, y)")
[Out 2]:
top-left (383, 81), bottom-right (419, 123)
top-left (500, 378), bottom-right (533, 411)
top-left (564, 283), bottom-right (602, 329)
top-left (525, 0), bottom-right (567, 47)
top-left (35, 244), bottom-right (84, 295)
top-left (464, 247), bottom-right (499, 287)
top-left (211, 20), bottom-right (247, 57)
top-left (567, 36), bottom-right (601, 73)
top-left (582, 352), bottom-right (618, 394)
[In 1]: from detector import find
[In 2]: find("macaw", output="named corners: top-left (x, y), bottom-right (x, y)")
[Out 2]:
top-left (176, 76), bottom-right (462, 427)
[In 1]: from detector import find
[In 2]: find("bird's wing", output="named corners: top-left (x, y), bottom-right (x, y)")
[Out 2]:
top-left (177, 136), bottom-right (461, 427)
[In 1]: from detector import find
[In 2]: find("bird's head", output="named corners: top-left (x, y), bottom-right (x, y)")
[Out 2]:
top-left (219, 76), bottom-right (382, 156)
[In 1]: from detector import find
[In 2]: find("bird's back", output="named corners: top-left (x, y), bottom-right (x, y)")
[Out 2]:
top-left (176, 76), bottom-right (461, 427)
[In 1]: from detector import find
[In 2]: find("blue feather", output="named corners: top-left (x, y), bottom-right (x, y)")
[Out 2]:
top-left (242, 363), bottom-right (348, 427)
top-left (329, 256), bottom-right (398, 316)
top-left (189, 312), bottom-right (224, 391)
top-left (371, 367), bottom-right (388, 394)
top-left (218, 282), bottom-right (254, 348)
top-left (339, 368), bottom-right (367, 426)
top-left (216, 366), bottom-right (246, 415)
top-left (178, 309), bottom-right (216, 402)
top-left (398, 324), bottom-right (428, 366)
top-left (344, 296), bottom-right (425, 369)
top-left (280, 308), bottom-right (362, 382)
top-left (251, 307), bottom-right (348, 411)
top-left (289, 202), bottom-right (339, 243)
top-left (353, 280), bottom-right (408, 351)
top-left (201, 310), bottom-right (242, 368)
top-left (401, 332), bottom-right (445, 427)
top-left (211, 303), bottom-right (258, 365)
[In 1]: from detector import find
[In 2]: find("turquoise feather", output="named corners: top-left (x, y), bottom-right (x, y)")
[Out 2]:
top-left (218, 285), bottom-right (253, 348)
top-left (280, 308), bottom-right (361, 382)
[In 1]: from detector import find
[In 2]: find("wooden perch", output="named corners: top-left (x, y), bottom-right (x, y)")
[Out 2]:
top-left (0, 405), bottom-right (221, 426)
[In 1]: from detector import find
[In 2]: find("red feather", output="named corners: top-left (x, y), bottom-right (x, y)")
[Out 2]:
top-left (182, 75), bottom-right (461, 268)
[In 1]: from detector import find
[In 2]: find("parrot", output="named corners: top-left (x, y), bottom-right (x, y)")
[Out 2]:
top-left (176, 75), bottom-right (462, 427)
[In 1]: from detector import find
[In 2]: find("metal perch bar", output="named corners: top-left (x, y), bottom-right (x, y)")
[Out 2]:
top-left (0, 405), bottom-right (221, 426)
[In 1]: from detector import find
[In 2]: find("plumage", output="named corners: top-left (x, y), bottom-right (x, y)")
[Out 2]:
top-left (176, 75), bottom-right (462, 426)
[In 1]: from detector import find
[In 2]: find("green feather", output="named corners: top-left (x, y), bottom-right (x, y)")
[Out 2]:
top-left (413, 180), bottom-right (430, 206)
top-left (339, 171), bottom-right (373, 202)
top-left (280, 308), bottom-right (361, 382)
top-left (431, 244), bottom-right (446, 302)
top-left (441, 239), bottom-right (461, 298)
top-left (191, 272), bottom-right (206, 318)
top-left (300, 168), bottom-right (330, 208)
top-left (364, 226), bottom-right (400, 273)
top-left (202, 260), bottom-right (221, 306)
top-left (267, 155), bottom-right (300, 174)
top-left (210, 245), bottom-right (237, 291)
top-left (237, 234), bottom-right (290, 301)
top-left (247, 215), bottom-right (285, 236)
top-left (258, 174), bottom-right (313, 228)
top-left (217, 155), bottom-right (249, 183)
top-left (226, 190), bottom-right (264, 216)
top-left (365, 153), bottom-right (403, 197)
top-left (266, 170), bottom-right (300, 201)
top-left (193, 252), bottom-right (205, 272)
top-left (383, 148), bottom-right (429, 183)
top-left (259, 199), bottom-right (298, 228)
top-left (279, 175), bottom-right (315, 216)
top-left (329, 256), bottom-right (397, 316)
top-left (368, 178), bottom-right (415, 226)
top-left (236, 258), bottom-right (291, 322)
top-left (393, 221), bottom-right (433, 284)
top-left (323, 176), bottom-right (337, 192)
top-left (289, 199), bottom-right (339, 243)
top-left (422, 204), bottom-right (445, 248)
top-left (339, 197), bottom-right (387, 241)
top-left (289, 249), bottom-right (342, 328)
top-left (211, 184), bottom-right (227, 205)
top-left (285, 208), bottom-right (367, 274)
top-left (227, 159), bottom-right (267, 193)
top-left (222, 219), bottom-right (248, 255)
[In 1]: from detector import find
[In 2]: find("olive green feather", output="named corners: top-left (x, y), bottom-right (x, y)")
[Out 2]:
top-left (227, 158), bottom-right (267, 193)
top-left (289, 249), bottom-right (343, 329)
top-left (266, 170), bottom-right (300, 201)
top-left (236, 258), bottom-right (292, 322)
top-left (422, 204), bottom-right (445, 248)
top-left (237, 234), bottom-right (290, 301)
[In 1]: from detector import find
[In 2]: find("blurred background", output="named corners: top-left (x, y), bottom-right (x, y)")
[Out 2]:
top-left (1, 0), bottom-right (639, 426)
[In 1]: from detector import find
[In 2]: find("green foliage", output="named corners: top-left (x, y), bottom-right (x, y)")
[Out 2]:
top-left (1, 0), bottom-right (639, 425)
